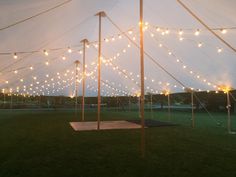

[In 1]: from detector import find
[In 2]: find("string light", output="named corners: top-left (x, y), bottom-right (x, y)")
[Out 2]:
top-left (13, 53), bottom-right (18, 59)
top-left (179, 37), bottom-right (184, 41)
top-left (194, 29), bottom-right (200, 36)
top-left (67, 47), bottom-right (72, 53)
top-left (43, 50), bottom-right (49, 56)
top-left (178, 29), bottom-right (183, 35)
top-left (217, 48), bottom-right (223, 53)
top-left (198, 42), bottom-right (203, 47)
top-left (220, 29), bottom-right (227, 34)
top-left (165, 28), bottom-right (170, 34)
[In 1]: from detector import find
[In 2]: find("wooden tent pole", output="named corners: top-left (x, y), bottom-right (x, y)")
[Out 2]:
top-left (95, 11), bottom-right (106, 130)
top-left (81, 39), bottom-right (89, 122)
top-left (75, 60), bottom-right (80, 120)
top-left (191, 91), bottom-right (195, 128)
top-left (139, 0), bottom-right (145, 157)
top-left (226, 91), bottom-right (231, 133)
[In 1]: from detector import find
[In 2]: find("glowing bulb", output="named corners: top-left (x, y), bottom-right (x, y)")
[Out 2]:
top-left (179, 29), bottom-right (183, 35)
top-left (30, 66), bottom-right (34, 70)
top-left (165, 29), bottom-right (169, 34)
top-left (217, 48), bottom-right (223, 53)
top-left (198, 42), bottom-right (203, 47)
top-left (156, 27), bottom-right (160, 32)
top-left (68, 47), bottom-right (72, 53)
top-left (13, 53), bottom-right (18, 59)
top-left (221, 29), bottom-right (227, 34)
top-left (43, 50), bottom-right (49, 56)
top-left (128, 30), bottom-right (133, 35)
top-left (179, 37), bottom-right (184, 41)
top-left (45, 61), bottom-right (49, 66)
top-left (159, 44), bottom-right (163, 47)
top-left (62, 56), bottom-right (66, 60)
top-left (14, 70), bottom-right (18, 74)
top-left (195, 29), bottom-right (200, 36)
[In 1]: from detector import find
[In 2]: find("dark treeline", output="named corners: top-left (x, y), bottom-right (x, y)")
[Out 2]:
top-left (0, 90), bottom-right (235, 112)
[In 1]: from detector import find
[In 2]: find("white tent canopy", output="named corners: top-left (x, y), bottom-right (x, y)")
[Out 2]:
top-left (0, 0), bottom-right (236, 96)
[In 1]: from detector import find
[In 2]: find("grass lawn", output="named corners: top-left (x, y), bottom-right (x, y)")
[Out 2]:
top-left (0, 109), bottom-right (236, 177)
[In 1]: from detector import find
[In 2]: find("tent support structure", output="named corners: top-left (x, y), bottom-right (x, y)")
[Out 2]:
top-left (150, 93), bottom-right (153, 119)
top-left (81, 39), bottom-right (89, 122)
top-left (226, 91), bottom-right (231, 133)
top-left (75, 60), bottom-right (80, 119)
top-left (10, 93), bottom-right (13, 109)
top-left (167, 94), bottom-right (171, 121)
top-left (139, 0), bottom-right (145, 158)
top-left (191, 91), bottom-right (195, 128)
top-left (95, 11), bottom-right (106, 130)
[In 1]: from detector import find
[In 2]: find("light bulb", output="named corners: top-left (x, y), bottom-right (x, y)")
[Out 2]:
top-left (43, 50), bottom-right (49, 56)
top-left (195, 29), bottom-right (200, 36)
top-left (221, 29), bottom-right (227, 34)
top-left (68, 47), bottom-right (72, 53)
top-left (13, 53), bottom-right (18, 59)
top-left (179, 29), bottom-right (183, 35)
top-left (198, 42), bottom-right (203, 47)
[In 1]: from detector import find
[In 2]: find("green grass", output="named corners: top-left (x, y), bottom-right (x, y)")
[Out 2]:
top-left (0, 109), bottom-right (236, 177)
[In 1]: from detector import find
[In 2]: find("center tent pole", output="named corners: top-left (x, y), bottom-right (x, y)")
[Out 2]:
top-left (80, 39), bottom-right (89, 122)
top-left (139, 0), bottom-right (145, 158)
top-left (95, 11), bottom-right (106, 130)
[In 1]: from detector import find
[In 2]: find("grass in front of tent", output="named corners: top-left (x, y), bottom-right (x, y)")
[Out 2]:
top-left (0, 109), bottom-right (236, 177)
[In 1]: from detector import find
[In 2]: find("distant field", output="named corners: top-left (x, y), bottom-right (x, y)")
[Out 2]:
top-left (0, 109), bottom-right (236, 177)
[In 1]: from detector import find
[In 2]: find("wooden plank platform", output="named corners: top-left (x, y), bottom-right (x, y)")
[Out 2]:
top-left (70, 120), bottom-right (142, 131)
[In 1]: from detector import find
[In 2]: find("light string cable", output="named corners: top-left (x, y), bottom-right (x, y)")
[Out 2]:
top-left (176, 0), bottom-right (236, 54)
top-left (106, 14), bottom-right (221, 126)
top-left (106, 14), bottom-right (187, 88)
top-left (146, 28), bottom-right (218, 90)
top-left (0, 0), bottom-right (72, 31)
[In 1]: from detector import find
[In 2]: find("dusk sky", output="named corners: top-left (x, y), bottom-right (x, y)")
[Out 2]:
top-left (1, 0), bottom-right (236, 96)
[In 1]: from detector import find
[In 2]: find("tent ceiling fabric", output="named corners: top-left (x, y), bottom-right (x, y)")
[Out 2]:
top-left (0, 0), bottom-right (236, 96)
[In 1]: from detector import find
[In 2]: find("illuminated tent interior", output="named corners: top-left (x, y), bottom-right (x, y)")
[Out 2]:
top-left (0, 0), bottom-right (236, 97)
